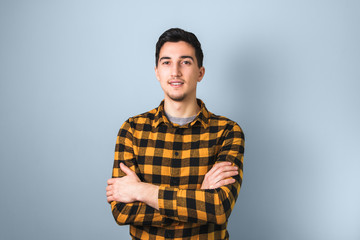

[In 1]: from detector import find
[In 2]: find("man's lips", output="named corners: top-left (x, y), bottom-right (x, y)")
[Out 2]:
top-left (168, 80), bottom-right (184, 86)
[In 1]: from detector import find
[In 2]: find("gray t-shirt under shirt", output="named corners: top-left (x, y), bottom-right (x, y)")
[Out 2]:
top-left (165, 112), bottom-right (197, 126)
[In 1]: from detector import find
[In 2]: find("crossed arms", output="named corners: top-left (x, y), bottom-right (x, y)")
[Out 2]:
top-left (107, 161), bottom-right (238, 210)
top-left (106, 122), bottom-right (244, 226)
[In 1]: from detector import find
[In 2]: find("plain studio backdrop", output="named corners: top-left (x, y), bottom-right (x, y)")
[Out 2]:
top-left (0, 1), bottom-right (359, 239)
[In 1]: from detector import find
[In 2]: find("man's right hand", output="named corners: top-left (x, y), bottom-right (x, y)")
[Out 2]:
top-left (201, 161), bottom-right (238, 189)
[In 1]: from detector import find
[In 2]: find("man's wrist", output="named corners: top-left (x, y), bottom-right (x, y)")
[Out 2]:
top-left (135, 182), bottom-right (159, 210)
top-left (134, 182), bottom-right (145, 202)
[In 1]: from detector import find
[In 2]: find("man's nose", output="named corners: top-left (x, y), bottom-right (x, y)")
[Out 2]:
top-left (170, 63), bottom-right (182, 77)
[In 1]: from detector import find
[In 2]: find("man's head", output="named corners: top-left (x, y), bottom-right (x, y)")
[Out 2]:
top-left (154, 28), bottom-right (205, 103)
top-left (155, 28), bottom-right (204, 68)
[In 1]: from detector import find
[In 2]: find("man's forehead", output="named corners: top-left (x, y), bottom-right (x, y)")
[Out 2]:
top-left (159, 41), bottom-right (196, 57)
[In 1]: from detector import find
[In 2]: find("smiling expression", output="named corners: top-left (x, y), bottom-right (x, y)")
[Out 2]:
top-left (155, 41), bottom-right (205, 102)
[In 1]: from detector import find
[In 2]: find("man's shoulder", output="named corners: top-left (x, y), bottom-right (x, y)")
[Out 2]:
top-left (128, 107), bottom-right (157, 122)
top-left (207, 112), bottom-right (244, 136)
top-left (208, 112), bottom-right (240, 127)
top-left (120, 107), bottom-right (158, 129)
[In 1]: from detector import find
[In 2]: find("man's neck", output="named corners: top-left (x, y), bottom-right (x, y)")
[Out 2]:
top-left (164, 97), bottom-right (200, 118)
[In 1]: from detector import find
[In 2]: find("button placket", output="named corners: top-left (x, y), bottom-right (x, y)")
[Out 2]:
top-left (171, 127), bottom-right (182, 186)
top-left (165, 230), bottom-right (174, 238)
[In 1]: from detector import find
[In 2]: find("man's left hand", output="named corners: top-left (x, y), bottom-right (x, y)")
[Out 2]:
top-left (106, 163), bottom-right (141, 203)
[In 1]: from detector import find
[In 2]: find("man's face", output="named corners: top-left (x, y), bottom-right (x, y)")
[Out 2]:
top-left (155, 41), bottom-right (205, 102)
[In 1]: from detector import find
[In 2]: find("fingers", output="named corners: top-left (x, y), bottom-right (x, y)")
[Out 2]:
top-left (119, 162), bottom-right (136, 176)
top-left (212, 166), bottom-right (238, 181)
top-left (202, 161), bottom-right (238, 190)
top-left (106, 165), bottom-right (141, 203)
top-left (211, 178), bottom-right (236, 189)
top-left (206, 162), bottom-right (238, 181)
top-left (106, 185), bottom-right (113, 202)
top-left (213, 170), bottom-right (238, 184)
top-left (206, 161), bottom-right (232, 176)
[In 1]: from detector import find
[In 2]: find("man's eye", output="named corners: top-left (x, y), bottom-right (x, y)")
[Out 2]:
top-left (182, 61), bottom-right (191, 65)
top-left (162, 61), bottom-right (170, 65)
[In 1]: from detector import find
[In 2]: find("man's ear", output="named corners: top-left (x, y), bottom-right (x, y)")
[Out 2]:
top-left (155, 66), bottom-right (160, 81)
top-left (198, 66), bottom-right (205, 82)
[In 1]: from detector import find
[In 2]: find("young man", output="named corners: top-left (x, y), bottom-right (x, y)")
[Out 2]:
top-left (106, 28), bottom-right (245, 239)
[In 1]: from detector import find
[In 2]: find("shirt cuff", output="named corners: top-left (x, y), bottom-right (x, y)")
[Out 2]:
top-left (158, 186), bottom-right (179, 219)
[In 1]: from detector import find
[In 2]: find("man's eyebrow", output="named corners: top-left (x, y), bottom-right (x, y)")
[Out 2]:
top-left (159, 56), bottom-right (194, 61)
top-left (180, 56), bottom-right (194, 60)
top-left (159, 57), bottom-right (171, 61)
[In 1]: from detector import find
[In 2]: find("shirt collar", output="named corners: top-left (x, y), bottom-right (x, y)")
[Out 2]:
top-left (154, 99), bottom-right (210, 129)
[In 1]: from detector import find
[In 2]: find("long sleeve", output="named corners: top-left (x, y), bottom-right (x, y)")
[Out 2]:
top-left (110, 100), bottom-right (244, 239)
top-left (110, 120), bottom-right (172, 227)
top-left (157, 123), bottom-right (244, 225)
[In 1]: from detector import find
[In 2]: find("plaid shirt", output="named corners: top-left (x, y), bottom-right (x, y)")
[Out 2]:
top-left (111, 99), bottom-right (245, 240)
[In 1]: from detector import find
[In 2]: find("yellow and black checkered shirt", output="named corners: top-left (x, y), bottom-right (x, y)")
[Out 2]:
top-left (111, 99), bottom-right (244, 240)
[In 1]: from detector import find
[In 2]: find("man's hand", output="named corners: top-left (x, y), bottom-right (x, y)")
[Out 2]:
top-left (201, 161), bottom-right (238, 189)
top-left (106, 163), bottom-right (141, 203)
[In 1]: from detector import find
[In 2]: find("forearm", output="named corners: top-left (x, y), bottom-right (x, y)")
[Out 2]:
top-left (111, 201), bottom-right (165, 226)
top-left (135, 182), bottom-right (160, 210)
top-left (113, 180), bottom-right (239, 226)
top-left (157, 182), bottom-right (241, 225)
top-left (112, 183), bottom-right (179, 227)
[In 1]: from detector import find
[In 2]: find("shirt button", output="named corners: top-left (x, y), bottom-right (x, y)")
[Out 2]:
top-left (174, 151), bottom-right (179, 156)
top-left (165, 231), bottom-right (174, 238)
top-left (171, 178), bottom-right (179, 185)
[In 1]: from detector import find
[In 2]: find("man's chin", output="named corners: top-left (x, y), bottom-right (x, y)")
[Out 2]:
top-left (168, 94), bottom-right (186, 102)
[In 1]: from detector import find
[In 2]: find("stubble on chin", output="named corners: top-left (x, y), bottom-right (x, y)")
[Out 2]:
top-left (168, 93), bottom-right (186, 102)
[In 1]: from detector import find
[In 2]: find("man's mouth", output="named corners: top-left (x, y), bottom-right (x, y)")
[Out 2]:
top-left (169, 80), bottom-right (184, 86)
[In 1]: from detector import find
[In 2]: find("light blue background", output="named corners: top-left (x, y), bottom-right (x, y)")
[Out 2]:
top-left (1, 1), bottom-right (359, 239)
